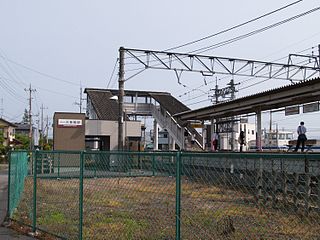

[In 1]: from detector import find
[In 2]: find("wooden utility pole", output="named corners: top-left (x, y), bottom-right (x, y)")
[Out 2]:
top-left (25, 84), bottom-right (36, 150)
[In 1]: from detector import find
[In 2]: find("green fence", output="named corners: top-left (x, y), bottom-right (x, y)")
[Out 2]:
top-left (8, 150), bottom-right (29, 217)
top-left (8, 150), bottom-right (320, 239)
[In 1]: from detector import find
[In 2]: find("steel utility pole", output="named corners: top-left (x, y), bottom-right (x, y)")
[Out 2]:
top-left (25, 84), bottom-right (36, 150)
top-left (118, 47), bottom-right (125, 151)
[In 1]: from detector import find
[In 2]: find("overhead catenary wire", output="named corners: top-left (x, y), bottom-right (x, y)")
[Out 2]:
top-left (190, 6), bottom-right (320, 55)
top-left (184, 58), bottom-right (315, 107)
top-left (122, 1), bottom-right (306, 78)
top-left (164, 0), bottom-right (303, 51)
top-left (123, 6), bottom-right (320, 86)
top-left (177, 45), bottom-right (317, 101)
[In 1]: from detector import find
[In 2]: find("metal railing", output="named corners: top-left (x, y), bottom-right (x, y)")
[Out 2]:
top-left (8, 150), bottom-right (320, 239)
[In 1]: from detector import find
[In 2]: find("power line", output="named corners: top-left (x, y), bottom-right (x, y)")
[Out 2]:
top-left (107, 58), bottom-right (119, 88)
top-left (123, 7), bottom-right (320, 87)
top-left (164, 0), bottom-right (303, 51)
top-left (0, 77), bottom-right (26, 103)
top-left (191, 6), bottom-right (320, 55)
top-left (1, 56), bottom-right (79, 86)
top-left (0, 49), bottom-right (26, 87)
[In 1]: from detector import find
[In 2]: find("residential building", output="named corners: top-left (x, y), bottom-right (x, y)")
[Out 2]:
top-left (0, 118), bottom-right (16, 147)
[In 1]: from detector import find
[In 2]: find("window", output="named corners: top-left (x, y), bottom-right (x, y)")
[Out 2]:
top-left (286, 133), bottom-right (293, 140)
top-left (252, 130), bottom-right (254, 135)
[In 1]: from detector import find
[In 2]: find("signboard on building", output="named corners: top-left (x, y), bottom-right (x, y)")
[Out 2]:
top-left (285, 106), bottom-right (299, 116)
top-left (303, 102), bottom-right (319, 113)
top-left (58, 119), bottom-right (83, 128)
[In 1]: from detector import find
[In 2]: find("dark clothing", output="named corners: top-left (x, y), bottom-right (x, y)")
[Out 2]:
top-left (294, 133), bottom-right (307, 152)
top-left (238, 132), bottom-right (245, 152)
top-left (294, 124), bottom-right (307, 152)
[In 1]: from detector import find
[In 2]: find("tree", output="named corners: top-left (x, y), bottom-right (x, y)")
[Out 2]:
top-left (22, 109), bottom-right (29, 124)
top-left (15, 133), bottom-right (29, 150)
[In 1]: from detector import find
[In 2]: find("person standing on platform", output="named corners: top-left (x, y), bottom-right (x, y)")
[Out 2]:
top-left (211, 132), bottom-right (219, 151)
top-left (294, 121), bottom-right (307, 152)
top-left (238, 130), bottom-right (245, 152)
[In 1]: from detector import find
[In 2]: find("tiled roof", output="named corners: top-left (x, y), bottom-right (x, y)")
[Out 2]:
top-left (85, 88), bottom-right (191, 120)
top-left (0, 118), bottom-right (16, 127)
top-left (86, 90), bottom-right (119, 121)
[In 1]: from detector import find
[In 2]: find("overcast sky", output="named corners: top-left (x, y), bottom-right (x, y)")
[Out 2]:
top-left (1, 0), bottom-right (320, 137)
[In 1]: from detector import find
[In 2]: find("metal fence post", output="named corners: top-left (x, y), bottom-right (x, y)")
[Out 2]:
top-left (175, 151), bottom-right (181, 240)
top-left (32, 150), bottom-right (38, 233)
top-left (7, 151), bottom-right (11, 218)
top-left (58, 153), bottom-right (60, 178)
top-left (152, 155), bottom-right (155, 176)
top-left (305, 155), bottom-right (310, 215)
top-left (79, 151), bottom-right (84, 240)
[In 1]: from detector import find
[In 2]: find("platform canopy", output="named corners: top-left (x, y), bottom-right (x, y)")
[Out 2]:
top-left (174, 77), bottom-right (320, 121)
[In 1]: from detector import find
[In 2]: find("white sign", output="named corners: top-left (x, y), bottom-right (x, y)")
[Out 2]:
top-left (303, 102), bottom-right (319, 113)
top-left (58, 119), bottom-right (82, 127)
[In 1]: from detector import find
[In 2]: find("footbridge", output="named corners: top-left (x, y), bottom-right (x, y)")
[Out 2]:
top-left (85, 88), bottom-right (204, 150)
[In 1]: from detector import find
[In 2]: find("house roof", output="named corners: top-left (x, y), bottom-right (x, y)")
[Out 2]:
top-left (0, 118), bottom-right (16, 127)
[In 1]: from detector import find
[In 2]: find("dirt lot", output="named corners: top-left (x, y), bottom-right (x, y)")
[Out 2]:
top-left (13, 176), bottom-right (320, 240)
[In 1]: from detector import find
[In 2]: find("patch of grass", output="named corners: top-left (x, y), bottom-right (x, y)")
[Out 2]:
top-left (13, 176), bottom-right (320, 240)
top-left (38, 211), bottom-right (66, 225)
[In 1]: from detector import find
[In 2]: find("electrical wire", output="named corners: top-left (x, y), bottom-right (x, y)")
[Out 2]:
top-left (123, 7), bottom-right (320, 88)
top-left (1, 56), bottom-right (79, 86)
top-left (0, 49), bottom-right (26, 88)
top-left (107, 58), bottom-right (119, 88)
top-left (190, 7), bottom-right (320, 55)
top-left (0, 76), bottom-right (26, 102)
top-left (164, 0), bottom-right (303, 51)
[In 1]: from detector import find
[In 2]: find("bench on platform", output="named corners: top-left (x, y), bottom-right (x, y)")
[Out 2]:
top-left (287, 139), bottom-right (318, 152)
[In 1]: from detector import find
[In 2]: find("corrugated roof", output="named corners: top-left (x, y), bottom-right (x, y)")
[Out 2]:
top-left (150, 93), bottom-right (190, 115)
top-left (175, 77), bottom-right (320, 120)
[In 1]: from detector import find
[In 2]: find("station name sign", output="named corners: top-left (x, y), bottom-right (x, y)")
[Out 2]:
top-left (58, 119), bottom-right (82, 128)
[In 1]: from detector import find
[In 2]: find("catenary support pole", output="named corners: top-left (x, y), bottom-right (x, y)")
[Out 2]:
top-left (118, 47), bottom-right (125, 151)
top-left (175, 151), bottom-right (181, 240)
top-left (79, 151), bottom-right (84, 240)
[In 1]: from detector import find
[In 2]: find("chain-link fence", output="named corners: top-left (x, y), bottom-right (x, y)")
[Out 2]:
top-left (8, 151), bottom-right (320, 239)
